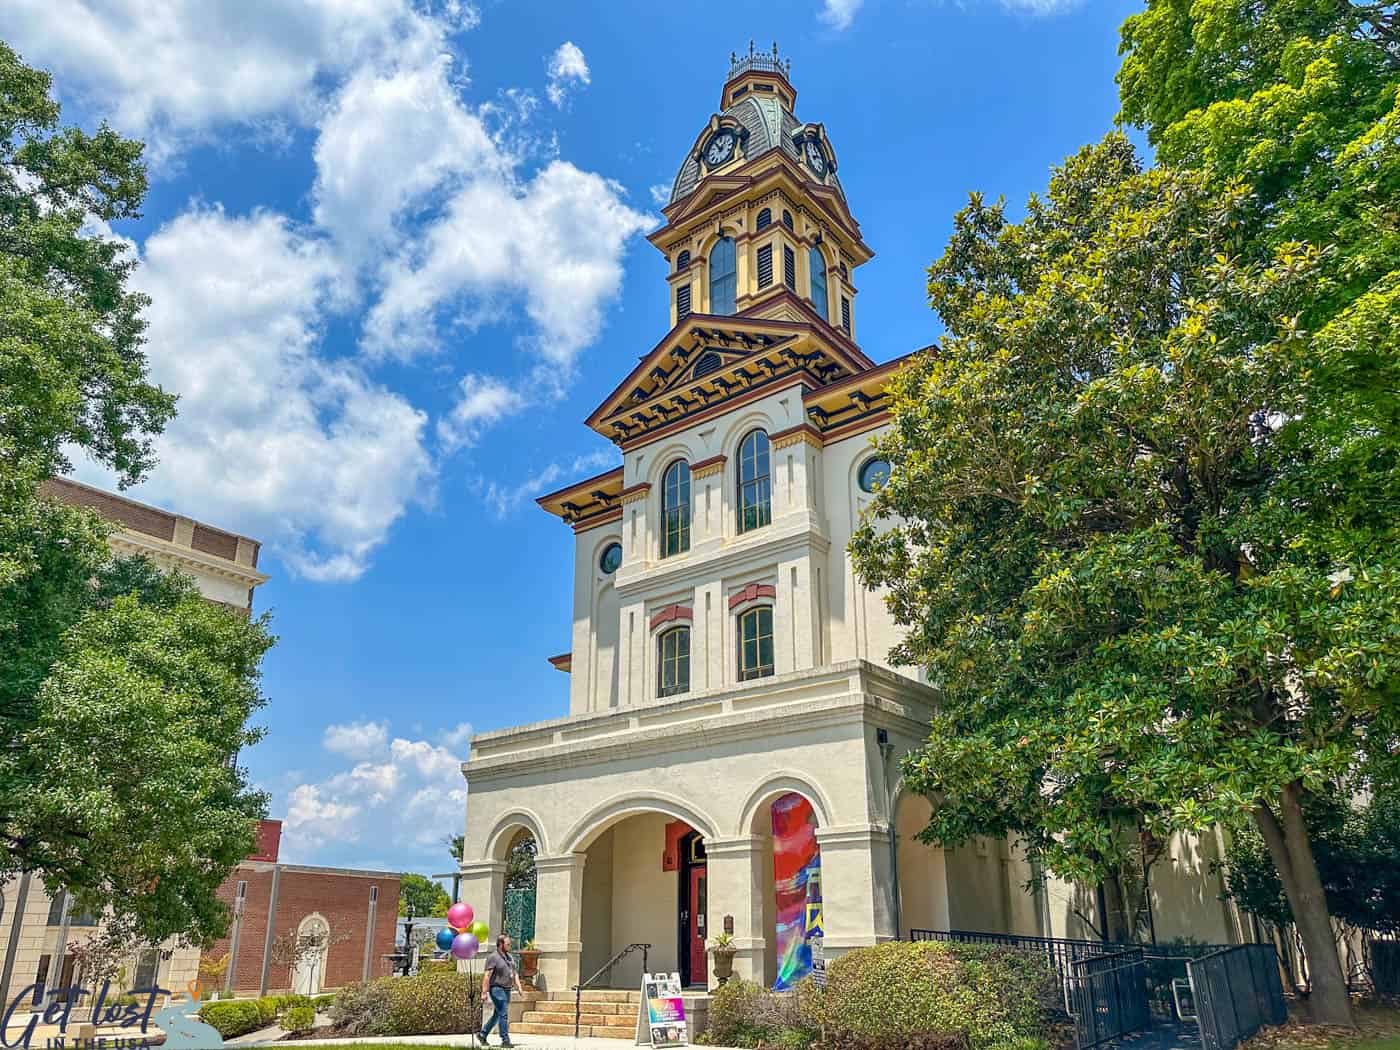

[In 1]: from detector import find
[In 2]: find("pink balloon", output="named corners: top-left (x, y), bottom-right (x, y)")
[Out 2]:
top-left (446, 902), bottom-right (474, 929)
top-left (451, 932), bottom-right (479, 960)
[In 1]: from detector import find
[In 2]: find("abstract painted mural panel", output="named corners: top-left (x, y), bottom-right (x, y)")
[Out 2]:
top-left (771, 792), bottom-right (822, 990)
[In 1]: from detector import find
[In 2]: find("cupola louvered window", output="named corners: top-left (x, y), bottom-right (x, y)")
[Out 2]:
top-left (757, 244), bottom-right (773, 288)
top-left (694, 350), bottom-right (723, 378)
top-left (756, 208), bottom-right (771, 231)
top-left (782, 210), bottom-right (794, 230)
top-left (841, 295), bottom-right (851, 334)
top-left (677, 283), bottom-right (691, 319)
top-left (676, 250), bottom-right (690, 272)
top-left (783, 246), bottom-right (796, 291)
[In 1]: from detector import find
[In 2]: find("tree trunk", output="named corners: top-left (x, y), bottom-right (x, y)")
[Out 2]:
top-left (1253, 786), bottom-right (1353, 1026)
top-left (1101, 870), bottom-right (1131, 942)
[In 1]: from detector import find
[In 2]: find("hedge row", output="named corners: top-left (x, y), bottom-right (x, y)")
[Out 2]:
top-left (328, 972), bottom-right (483, 1037)
top-left (198, 992), bottom-right (327, 1038)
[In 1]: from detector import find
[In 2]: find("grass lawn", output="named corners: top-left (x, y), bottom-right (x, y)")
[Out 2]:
top-left (1248, 1003), bottom-right (1400, 1050)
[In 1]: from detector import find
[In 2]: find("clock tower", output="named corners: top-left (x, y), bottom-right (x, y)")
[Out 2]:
top-left (652, 42), bottom-right (872, 336)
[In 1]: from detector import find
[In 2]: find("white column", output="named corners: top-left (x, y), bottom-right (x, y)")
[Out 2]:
top-left (533, 853), bottom-right (587, 992)
top-left (705, 836), bottom-right (768, 989)
top-left (458, 859), bottom-right (506, 965)
top-left (816, 824), bottom-right (897, 960)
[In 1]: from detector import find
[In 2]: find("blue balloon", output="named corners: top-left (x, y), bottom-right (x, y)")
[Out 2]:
top-left (435, 927), bottom-right (456, 952)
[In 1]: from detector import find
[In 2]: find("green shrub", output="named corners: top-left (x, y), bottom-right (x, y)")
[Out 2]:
top-left (383, 971), bottom-right (483, 1035)
top-left (199, 1000), bottom-right (265, 1039)
top-left (822, 942), bottom-right (1055, 1050)
top-left (312, 994), bottom-right (335, 1012)
top-left (984, 1039), bottom-right (1050, 1050)
top-left (253, 997), bottom-right (278, 1025)
top-left (417, 959), bottom-right (457, 975)
top-left (825, 1035), bottom-right (971, 1050)
top-left (699, 979), bottom-right (820, 1048)
top-left (283, 1005), bottom-right (315, 1033)
top-left (277, 993), bottom-right (312, 1016)
top-left (329, 980), bottom-right (393, 1036)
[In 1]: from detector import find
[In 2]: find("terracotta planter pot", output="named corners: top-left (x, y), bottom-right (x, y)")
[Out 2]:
top-left (519, 949), bottom-right (540, 980)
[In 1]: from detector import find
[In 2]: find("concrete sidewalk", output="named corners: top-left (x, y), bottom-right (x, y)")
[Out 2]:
top-left (246, 1035), bottom-right (728, 1049)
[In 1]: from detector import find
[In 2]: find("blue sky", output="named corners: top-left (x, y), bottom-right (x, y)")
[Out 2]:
top-left (3, 0), bottom-right (1140, 878)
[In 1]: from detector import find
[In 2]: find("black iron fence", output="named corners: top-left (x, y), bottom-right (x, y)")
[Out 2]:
top-left (1188, 944), bottom-right (1286, 1050)
top-left (1068, 949), bottom-right (1153, 1050)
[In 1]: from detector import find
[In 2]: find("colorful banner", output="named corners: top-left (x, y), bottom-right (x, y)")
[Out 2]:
top-left (771, 792), bottom-right (822, 990)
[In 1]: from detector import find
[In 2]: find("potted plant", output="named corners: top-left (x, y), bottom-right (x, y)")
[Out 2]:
top-left (519, 939), bottom-right (541, 985)
top-left (709, 933), bottom-right (737, 985)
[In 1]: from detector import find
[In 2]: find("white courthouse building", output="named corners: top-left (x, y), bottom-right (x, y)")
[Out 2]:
top-left (458, 49), bottom-right (1247, 998)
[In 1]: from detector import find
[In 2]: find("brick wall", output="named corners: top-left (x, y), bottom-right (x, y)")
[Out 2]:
top-left (206, 864), bottom-right (401, 994)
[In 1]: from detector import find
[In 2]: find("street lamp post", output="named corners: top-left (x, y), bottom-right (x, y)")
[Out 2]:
top-left (399, 904), bottom-right (418, 977)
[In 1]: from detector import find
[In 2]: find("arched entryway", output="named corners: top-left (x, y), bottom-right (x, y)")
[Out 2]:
top-left (291, 913), bottom-right (329, 994)
top-left (743, 784), bottom-right (827, 990)
top-left (500, 829), bottom-right (537, 954)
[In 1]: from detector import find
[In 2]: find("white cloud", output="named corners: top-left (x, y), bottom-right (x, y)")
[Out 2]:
top-left (481, 449), bottom-right (616, 517)
top-left (0, 0), bottom-right (455, 160)
top-left (364, 161), bottom-right (650, 369)
top-left (323, 720), bottom-right (390, 758)
top-left (437, 374), bottom-right (527, 452)
top-left (77, 206), bottom-right (434, 582)
top-left (649, 184), bottom-right (671, 206)
top-left (281, 723), bottom-right (468, 865)
top-left (819, 0), bottom-right (864, 30)
top-left (312, 54), bottom-right (502, 264)
top-left (1000, 0), bottom-right (1082, 12)
top-left (545, 42), bottom-right (590, 108)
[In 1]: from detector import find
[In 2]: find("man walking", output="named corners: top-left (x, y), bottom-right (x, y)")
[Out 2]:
top-left (478, 934), bottom-right (522, 1047)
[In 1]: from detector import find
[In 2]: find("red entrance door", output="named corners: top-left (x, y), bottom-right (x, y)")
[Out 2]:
top-left (687, 865), bottom-right (708, 986)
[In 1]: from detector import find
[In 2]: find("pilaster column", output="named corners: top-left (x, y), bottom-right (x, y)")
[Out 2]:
top-left (815, 824), bottom-right (897, 959)
top-left (533, 853), bottom-right (587, 992)
top-left (705, 835), bottom-right (767, 989)
top-left (458, 859), bottom-right (507, 957)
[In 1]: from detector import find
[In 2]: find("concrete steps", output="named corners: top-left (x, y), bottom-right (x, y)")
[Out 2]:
top-left (511, 990), bottom-right (642, 1039)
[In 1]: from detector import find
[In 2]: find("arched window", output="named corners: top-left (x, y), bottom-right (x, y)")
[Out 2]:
top-left (661, 460), bottom-right (691, 557)
top-left (782, 210), bottom-right (794, 230)
top-left (658, 626), bottom-right (691, 697)
top-left (756, 208), bottom-right (771, 231)
top-left (809, 246), bottom-right (829, 319)
top-left (709, 236), bottom-right (737, 315)
top-left (737, 606), bottom-right (774, 681)
top-left (676, 250), bottom-right (690, 272)
top-left (737, 429), bottom-right (772, 533)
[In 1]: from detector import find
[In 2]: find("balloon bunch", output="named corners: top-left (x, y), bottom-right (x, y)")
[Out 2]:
top-left (435, 902), bottom-right (490, 960)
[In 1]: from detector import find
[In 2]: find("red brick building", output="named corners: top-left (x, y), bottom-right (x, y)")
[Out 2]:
top-left (206, 821), bottom-right (402, 995)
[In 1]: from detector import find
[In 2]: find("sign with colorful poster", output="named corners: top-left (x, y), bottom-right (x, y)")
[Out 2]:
top-left (636, 972), bottom-right (688, 1047)
top-left (772, 792), bottom-right (822, 990)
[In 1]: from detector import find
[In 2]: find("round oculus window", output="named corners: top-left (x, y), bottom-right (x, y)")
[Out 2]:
top-left (599, 542), bottom-right (623, 574)
top-left (858, 458), bottom-right (891, 493)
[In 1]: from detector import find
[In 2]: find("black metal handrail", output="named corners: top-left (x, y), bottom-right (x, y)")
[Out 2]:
top-left (573, 942), bottom-right (650, 1039)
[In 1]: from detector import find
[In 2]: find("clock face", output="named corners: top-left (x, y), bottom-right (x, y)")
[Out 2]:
top-left (805, 141), bottom-right (826, 175)
top-left (705, 131), bottom-right (736, 167)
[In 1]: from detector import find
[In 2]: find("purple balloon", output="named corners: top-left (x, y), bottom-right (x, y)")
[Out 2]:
top-left (451, 932), bottom-right (480, 960)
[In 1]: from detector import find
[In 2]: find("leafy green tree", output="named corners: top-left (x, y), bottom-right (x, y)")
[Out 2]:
top-left (1219, 784), bottom-right (1400, 937)
top-left (0, 44), bottom-right (271, 948)
top-left (399, 873), bottom-right (451, 918)
top-left (851, 130), bottom-right (1397, 1024)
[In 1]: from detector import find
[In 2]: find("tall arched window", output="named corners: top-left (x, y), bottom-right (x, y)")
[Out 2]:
top-left (658, 626), bottom-right (690, 697)
top-left (661, 460), bottom-right (691, 557)
top-left (709, 236), bottom-right (737, 315)
top-left (737, 606), bottom-right (774, 680)
top-left (737, 429), bottom-right (772, 533)
top-left (809, 246), bottom-right (829, 319)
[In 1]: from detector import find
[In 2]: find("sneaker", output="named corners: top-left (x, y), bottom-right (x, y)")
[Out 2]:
top-left (474, 1033), bottom-right (488, 1046)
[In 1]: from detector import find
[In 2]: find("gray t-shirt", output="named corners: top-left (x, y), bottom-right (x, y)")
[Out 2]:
top-left (484, 950), bottom-right (516, 989)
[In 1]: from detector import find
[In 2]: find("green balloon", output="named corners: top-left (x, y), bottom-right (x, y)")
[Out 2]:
top-left (468, 920), bottom-right (489, 941)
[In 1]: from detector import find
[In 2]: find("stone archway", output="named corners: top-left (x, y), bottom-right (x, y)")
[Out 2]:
top-left (291, 913), bottom-right (329, 995)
